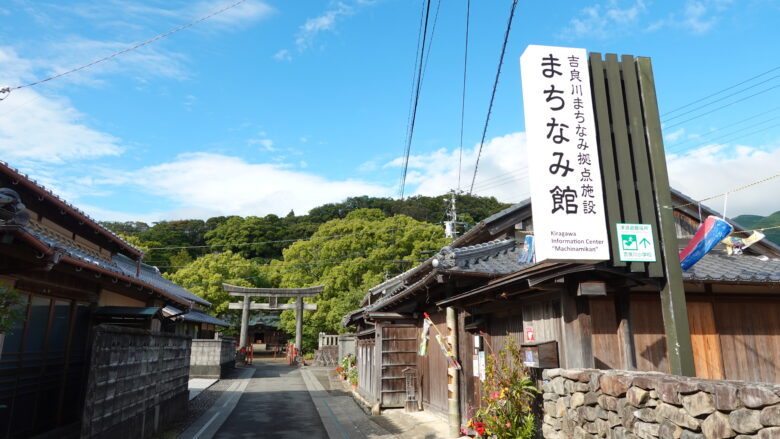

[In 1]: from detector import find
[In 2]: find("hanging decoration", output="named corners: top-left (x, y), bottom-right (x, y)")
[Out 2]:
top-left (422, 312), bottom-right (461, 370)
top-left (419, 317), bottom-right (431, 356)
top-left (679, 216), bottom-right (733, 270)
top-left (519, 235), bottom-right (535, 263)
top-left (721, 231), bottom-right (765, 255)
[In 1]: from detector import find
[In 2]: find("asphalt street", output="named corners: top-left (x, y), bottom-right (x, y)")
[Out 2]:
top-left (213, 361), bottom-right (328, 439)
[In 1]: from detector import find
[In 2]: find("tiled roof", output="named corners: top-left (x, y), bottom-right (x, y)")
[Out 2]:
top-left (180, 309), bottom-right (230, 327)
top-left (113, 254), bottom-right (211, 306)
top-left (682, 252), bottom-right (780, 283)
top-left (0, 162), bottom-right (143, 256)
top-left (24, 225), bottom-right (210, 307)
top-left (435, 238), bottom-right (533, 275)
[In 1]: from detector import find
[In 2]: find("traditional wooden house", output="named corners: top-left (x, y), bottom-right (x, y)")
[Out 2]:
top-left (343, 189), bottom-right (780, 429)
top-left (0, 162), bottom-right (226, 438)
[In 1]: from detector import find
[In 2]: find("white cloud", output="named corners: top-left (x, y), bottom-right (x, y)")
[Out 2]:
top-left (567, 0), bottom-right (647, 39)
top-left (664, 128), bottom-right (686, 142)
top-left (386, 131), bottom-right (780, 217)
top-left (93, 153), bottom-right (392, 220)
top-left (248, 138), bottom-right (275, 151)
top-left (190, 0), bottom-right (274, 29)
top-left (0, 48), bottom-right (124, 164)
top-left (273, 49), bottom-right (292, 61)
top-left (40, 37), bottom-right (189, 87)
top-left (667, 142), bottom-right (780, 216)
top-left (386, 132), bottom-right (532, 202)
top-left (278, 0), bottom-right (366, 57)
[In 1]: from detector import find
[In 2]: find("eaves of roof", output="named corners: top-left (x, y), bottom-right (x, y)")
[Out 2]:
top-left (0, 161), bottom-right (144, 258)
top-left (11, 225), bottom-right (201, 308)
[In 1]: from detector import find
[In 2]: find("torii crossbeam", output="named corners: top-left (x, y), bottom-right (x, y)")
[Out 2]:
top-left (223, 283), bottom-right (324, 351)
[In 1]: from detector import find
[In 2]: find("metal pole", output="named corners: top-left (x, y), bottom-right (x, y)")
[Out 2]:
top-left (295, 297), bottom-right (304, 352)
top-left (239, 294), bottom-right (250, 349)
top-left (446, 306), bottom-right (460, 437)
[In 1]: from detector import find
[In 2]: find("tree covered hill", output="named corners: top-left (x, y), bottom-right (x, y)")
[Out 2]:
top-left (732, 211), bottom-right (780, 246)
top-left (101, 194), bottom-right (510, 270)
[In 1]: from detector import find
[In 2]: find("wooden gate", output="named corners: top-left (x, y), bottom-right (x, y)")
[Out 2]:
top-left (379, 324), bottom-right (418, 407)
top-left (421, 312), bottom-right (448, 417)
top-left (356, 335), bottom-right (377, 404)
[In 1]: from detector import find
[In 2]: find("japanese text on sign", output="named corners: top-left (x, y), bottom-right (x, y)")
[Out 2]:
top-left (520, 45), bottom-right (609, 262)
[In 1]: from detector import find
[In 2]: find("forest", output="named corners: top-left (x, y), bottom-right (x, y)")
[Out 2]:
top-left (102, 194), bottom-right (510, 350)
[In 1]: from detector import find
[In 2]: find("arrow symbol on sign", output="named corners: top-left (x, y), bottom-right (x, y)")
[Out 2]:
top-left (639, 238), bottom-right (650, 248)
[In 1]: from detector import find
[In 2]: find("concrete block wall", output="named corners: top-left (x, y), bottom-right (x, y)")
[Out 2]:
top-left (190, 338), bottom-right (236, 378)
top-left (541, 368), bottom-right (780, 439)
top-left (81, 325), bottom-right (191, 439)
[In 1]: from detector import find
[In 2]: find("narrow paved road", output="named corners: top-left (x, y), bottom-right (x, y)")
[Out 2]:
top-left (214, 360), bottom-right (327, 439)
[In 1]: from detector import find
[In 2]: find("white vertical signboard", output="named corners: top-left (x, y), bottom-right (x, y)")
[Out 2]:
top-left (520, 45), bottom-right (609, 262)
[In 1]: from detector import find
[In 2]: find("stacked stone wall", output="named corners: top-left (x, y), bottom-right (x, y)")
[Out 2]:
top-left (81, 325), bottom-right (191, 439)
top-left (190, 338), bottom-right (236, 378)
top-left (541, 368), bottom-right (780, 439)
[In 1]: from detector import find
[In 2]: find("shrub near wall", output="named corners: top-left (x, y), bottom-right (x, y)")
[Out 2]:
top-left (541, 368), bottom-right (780, 439)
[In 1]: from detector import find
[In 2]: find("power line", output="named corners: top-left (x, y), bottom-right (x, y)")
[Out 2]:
top-left (661, 66), bottom-right (780, 117)
top-left (399, 0), bottom-right (433, 199)
top-left (672, 173), bottom-right (780, 209)
top-left (457, 0), bottom-right (471, 193)
top-left (0, 0), bottom-right (247, 98)
top-left (662, 74), bottom-right (780, 123)
top-left (665, 105), bottom-right (780, 153)
top-left (468, 0), bottom-right (519, 194)
top-left (142, 225), bottom-right (425, 251)
top-left (668, 119), bottom-right (780, 158)
top-left (664, 83), bottom-right (780, 130)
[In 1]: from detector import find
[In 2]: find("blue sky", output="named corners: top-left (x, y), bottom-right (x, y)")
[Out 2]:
top-left (1, 0), bottom-right (779, 222)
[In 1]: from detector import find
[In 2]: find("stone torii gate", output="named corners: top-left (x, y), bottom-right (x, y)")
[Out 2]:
top-left (224, 283), bottom-right (323, 351)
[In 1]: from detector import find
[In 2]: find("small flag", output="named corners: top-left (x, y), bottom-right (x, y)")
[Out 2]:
top-left (680, 216), bottom-right (734, 270)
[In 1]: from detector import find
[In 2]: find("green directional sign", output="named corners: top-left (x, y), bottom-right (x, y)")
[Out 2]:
top-left (616, 223), bottom-right (656, 262)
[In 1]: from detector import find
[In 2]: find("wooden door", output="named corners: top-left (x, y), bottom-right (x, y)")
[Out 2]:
top-left (380, 324), bottom-right (418, 407)
top-left (422, 312), bottom-right (448, 417)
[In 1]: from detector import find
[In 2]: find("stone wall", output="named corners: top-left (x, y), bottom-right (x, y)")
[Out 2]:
top-left (541, 368), bottom-right (780, 439)
top-left (190, 338), bottom-right (236, 378)
top-left (81, 325), bottom-right (191, 439)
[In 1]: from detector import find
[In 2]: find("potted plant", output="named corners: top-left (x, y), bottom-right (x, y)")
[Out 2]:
top-left (0, 284), bottom-right (22, 359)
top-left (468, 337), bottom-right (538, 439)
top-left (347, 366), bottom-right (358, 390)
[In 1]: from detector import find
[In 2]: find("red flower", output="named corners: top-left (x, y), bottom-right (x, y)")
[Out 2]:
top-left (474, 422), bottom-right (486, 436)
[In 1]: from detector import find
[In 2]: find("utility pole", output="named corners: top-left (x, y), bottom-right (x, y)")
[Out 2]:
top-left (444, 189), bottom-right (459, 239)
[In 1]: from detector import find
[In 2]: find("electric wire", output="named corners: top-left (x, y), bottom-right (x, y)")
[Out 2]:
top-left (468, 0), bottom-right (519, 194)
top-left (399, 0), bottom-right (433, 199)
top-left (672, 173), bottom-right (780, 209)
top-left (456, 0), bottom-right (471, 193)
top-left (661, 66), bottom-right (780, 117)
top-left (670, 120), bottom-right (780, 158)
top-left (663, 83), bottom-right (780, 130)
top-left (665, 105), bottom-right (780, 153)
top-left (0, 0), bottom-right (247, 97)
top-left (661, 74), bottom-right (780, 123)
top-left (142, 225), bottom-right (425, 251)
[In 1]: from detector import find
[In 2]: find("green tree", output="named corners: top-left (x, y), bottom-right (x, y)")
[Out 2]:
top-left (270, 209), bottom-right (447, 351)
top-left (165, 251), bottom-right (270, 315)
